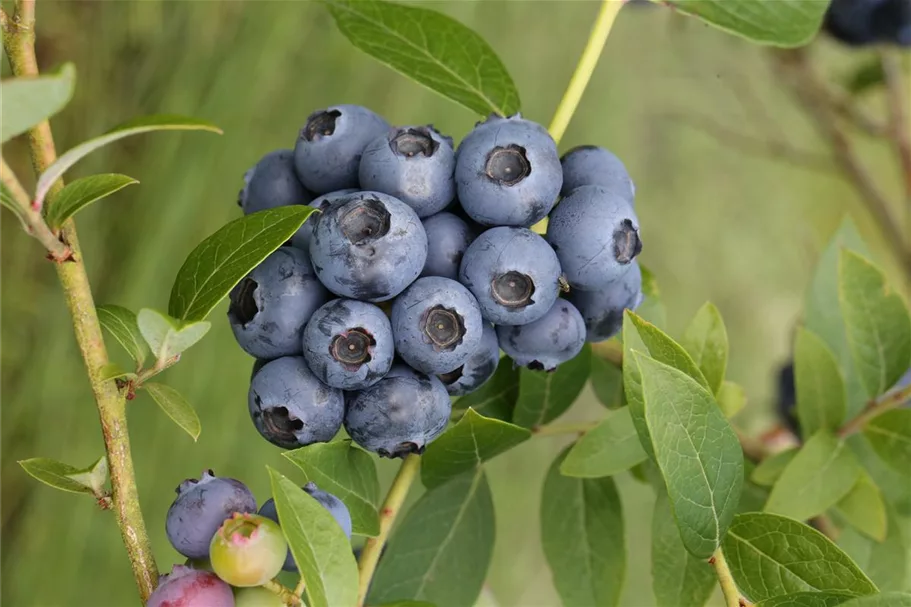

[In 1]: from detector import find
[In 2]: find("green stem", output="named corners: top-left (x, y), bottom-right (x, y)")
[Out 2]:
top-left (263, 579), bottom-right (301, 606)
top-left (712, 547), bottom-right (746, 607)
top-left (2, 0), bottom-right (158, 600)
top-left (839, 383), bottom-right (911, 438)
top-left (293, 577), bottom-right (306, 598)
top-left (0, 155), bottom-right (71, 259)
top-left (547, 0), bottom-right (624, 145)
top-left (533, 421), bottom-right (599, 437)
top-left (356, 453), bottom-right (421, 607)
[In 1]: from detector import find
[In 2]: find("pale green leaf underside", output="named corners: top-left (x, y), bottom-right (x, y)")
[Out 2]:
top-left (96, 304), bottom-right (149, 366)
top-left (833, 471), bottom-right (887, 542)
top-left (45, 173), bottom-right (138, 229)
top-left (668, 0), bottom-right (828, 47)
top-left (1, 63), bottom-right (76, 143)
top-left (18, 456), bottom-right (106, 496)
top-left (560, 407), bottom-right (647, 478)
top-left (142, 382), bottom-right (201, 441)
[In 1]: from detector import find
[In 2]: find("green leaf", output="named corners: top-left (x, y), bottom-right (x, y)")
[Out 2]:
top-left (1, 63), bottom-right (76, 143)
top-left (635, 351), bottom-right (743, 558)
top-left (369, 469), bottom-right (494, 607)
top-left (590, 355), bottom-right (625, 409)
top-left (863, 409), bottom-right (911, 476)
top-left (637, 264), bottom-right (667, 328)
top-left (422, 408), bottom-right (530, 488)
top-left (765, 430), bottom-right (860, 521)
top-left (167, 206), bottom-right (314, 321)
top-left (18, 456), bottom-right (107, 496)
top-left (753, 592), bottom-right (855, 607)
top-left (512, 344), bottom-right (591, 429)
top-left (682, 302), bottom-right (728, 395)
top-left (838, 594), bottom-right (911, 607)
top-left (268, 468), bottom-right (358, 607)
top-left (795, 327), bottom-right (847, 440)
top-left (833, 471), bottom-right (887, 542)
top-left (718, 380), bottom-right (747, 418)
top-left (136, 308), bottom-right (210, 362)
top-left (0, 181), bottom-right (28, 230)
top-left (651, 489), bottom-right (716, 607)
top-left (839, 505), bottom-right (909, 592)
top-left (283, 440), bottom-right (380, 537)
top-left (622, 310), bottom-right (710, 458)
top-left (560, 407), bottom-right (648, 478)
top-left (839, 250), bottom-right (911, 399)
top-left (34, 115), bottom-right (222, 208)
top-left (98, 363), bottom-right (136, 382)
top-left (541, 449), bottom-right (625, 607)
top-left (722, 512), bottom-right (878, 602)
top-left (97, 304), bottom-right (149, 366)
top-left (751, 448), bottom-right (799, 487)
top-left (45, 173), bottom-right (138, 229)
top-left (740, 460), bottom-right (772, 514)
top-left (323, 0), bottom-right (520, 117)
top-left (142, 383), bottom-right (201, 441)
top-left (667, 0), bottom-right (828, 47)
top-left (805, 218), bottom-right (871, 418)
top-left (451, 359), bottom-right (519, 422)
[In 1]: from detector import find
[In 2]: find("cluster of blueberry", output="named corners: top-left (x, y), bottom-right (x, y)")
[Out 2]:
top-left (824, 0), bottom-right (911, 46)
top-left (230, 104), bottom-right (643, 459)
top-left (149, 471), bottom-right (352, 606)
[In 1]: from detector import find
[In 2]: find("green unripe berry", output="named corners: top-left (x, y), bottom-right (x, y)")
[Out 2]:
top-left (234, 585), bottom-right (285, 607)
top-left (209, 512), bottom-right (288, 587)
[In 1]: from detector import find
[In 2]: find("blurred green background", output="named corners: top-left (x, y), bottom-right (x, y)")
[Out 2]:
top-left (2, 1), bottom-right (906, 605)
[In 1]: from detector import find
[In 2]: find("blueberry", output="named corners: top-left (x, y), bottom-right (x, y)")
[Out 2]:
top-left (359, 126), bottom-right (456, 218)
top-left (210, 513), bottom-right (288, 587)
top-left (303, 299), bottom-right (394, 390)
top-left (146, 565), bottom-right (234, 607)
top-left (258, 482), bottom-right (352, 571)
top-left (455, 114), bottom-right (562, 227)
top-left (560, 145), bottom-right (635, 202)
top-left (238, 149), bottom-right (312, 214)
top-left (566, 261), bottom-right (643, 342)
top-left (228, 248), bottom-right (330, 359)
top-left (248, 357), bottom-right (345, 449)
top-left (438, 324), bottom-right (500, 396)
top-left (459, 226), bottom-right (562, 325)
top-left (290, 188), bottom-right (359, 252)
top-left (293, 105), bottom-right (390, 193)
top-left (251, 358), bottom-right (271, 381)
top-left (496, 300), bottom-right (585, 371)
top-left (344, 363), bottom-right (451, 458)
top-left (391, 277), bottom-right (484, 374)
top-left (165, 470), bottom-right (257, 559)
top-left (420, 212), bottom-right (476, 280)
top-left (824, 0), bottom-right (906, 45)
top-left (309, 191), bottom-right (427, 302)
top-left (546, 185), bottom-right (642, 291)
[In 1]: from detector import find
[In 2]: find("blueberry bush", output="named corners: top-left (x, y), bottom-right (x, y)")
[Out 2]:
top-left (3, 0), bottom-right (911, 606)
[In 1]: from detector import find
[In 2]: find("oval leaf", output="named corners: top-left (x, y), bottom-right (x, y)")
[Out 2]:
top-left (97, 304), bottom-right (149, 366)
top-left (422, 408), bottom-right (530, 488)
top-left (839, 250), bottom-right (911, 399)
top-left (751, 447), bottom-right (799, 487)
top-left (369, 469), bottom-right (494, 607)
top-left (863, 409), bottom-right (911, 476)
top-left (137, 308), bottom-right (210, 362)
top-left (268, 468), bottom-right (359, 607)
top-left (833, 471), bottom-right (887, 542)
top-left (560, 407), bottom-right (647, 478)
top-left (168, 206), bottom-right (315, 321)
top-left (839, 505), bottom-right (909, 593)
top-left (512, 344), bottom-right (591, 429)
top-left (323, 0), bottom-right (520, 117)
top-left (590, 355), bottom-right (625, 409)
top-left (682, 301), bottom-right (728, 395)
top-left (718, 380), bottom-right (747, 418)
top-left (838, 594), bottom-right (911, 607)
top-left (634, 351), bottom-right (743, 558)
top-left (34, 115), bottom-right (222, 208)
top-left (45, 173), bottom-right (138, 229)
top-left (1, 63), bottom-right (76, 143)
top-left (282, 440), bottom-right (380, 537)
top-left (651, 489), bottom-right (716, 607)
top-left (541, 449), bottom-right (625, 607)
top-left (64, 456), bottom-right (109, 496)
top-left (452, 359), bottom-right (519, 421)
top-left (754, 592), bottom-right (856, 607)
top-left (795, 327), bottom-right (847, 440)
top-left (668, 0), bottom-right (828, 47)
top-left (18, 457), bottom-right (101, 495)
top-left (765, 430), bottom-right (860, 521)
top-left (723, 512), bottom-right (878, 602)
top-left (142, 382), bottom-right (201, 441)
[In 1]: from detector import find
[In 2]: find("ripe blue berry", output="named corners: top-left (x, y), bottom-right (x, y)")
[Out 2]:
top-left (546, 185), bottom-right (641, 291)
top-left (290, 189), bottom-right (358, 252)
top-left (359, 126), bottom-right (456, 218)
top-left (165, 470), bottom-right (257, 559)
top-left (303, 299), bottom-right (394, 390)
top-left (566, 261), bottom-right (643, 342)
top-left (496, 300), bottom-right (586, 371)
top-left (248, 357), bottom-right (345, 449)
top-left (309, 191), bottom-right (428, 302)
top-left (293, 105), bottom-right (390, 193)
top-left (209, 513), bottom-right (288, 587)
top-left (438, 323), bottom-right (500, 396)
top-left (238, 149), bottom-right (312, 214)
top-left (459, 226), bottom-right (562, 325)
top-left (146, 564), bottom-right (234, 607)
top-left (560, 145), bottom-right (635, 202)
top-left (420, 212), bottom-right (475, 280)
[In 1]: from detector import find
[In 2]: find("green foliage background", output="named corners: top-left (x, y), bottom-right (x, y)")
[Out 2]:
top-left (0, 2), bottom-right (904, 605)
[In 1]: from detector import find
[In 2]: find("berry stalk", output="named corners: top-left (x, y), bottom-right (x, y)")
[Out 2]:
top-left (1, 0), bottom-right (159, 600)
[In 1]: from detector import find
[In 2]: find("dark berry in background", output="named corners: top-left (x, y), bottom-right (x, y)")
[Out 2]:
top-left (560, 145), bottom-right (635, 203)
top-left (496, 299), bottom-right (586, 371)
top-left (566, 260), bottom-right (644, 343)
top-left (239, 149), bottom-right (312, 215)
